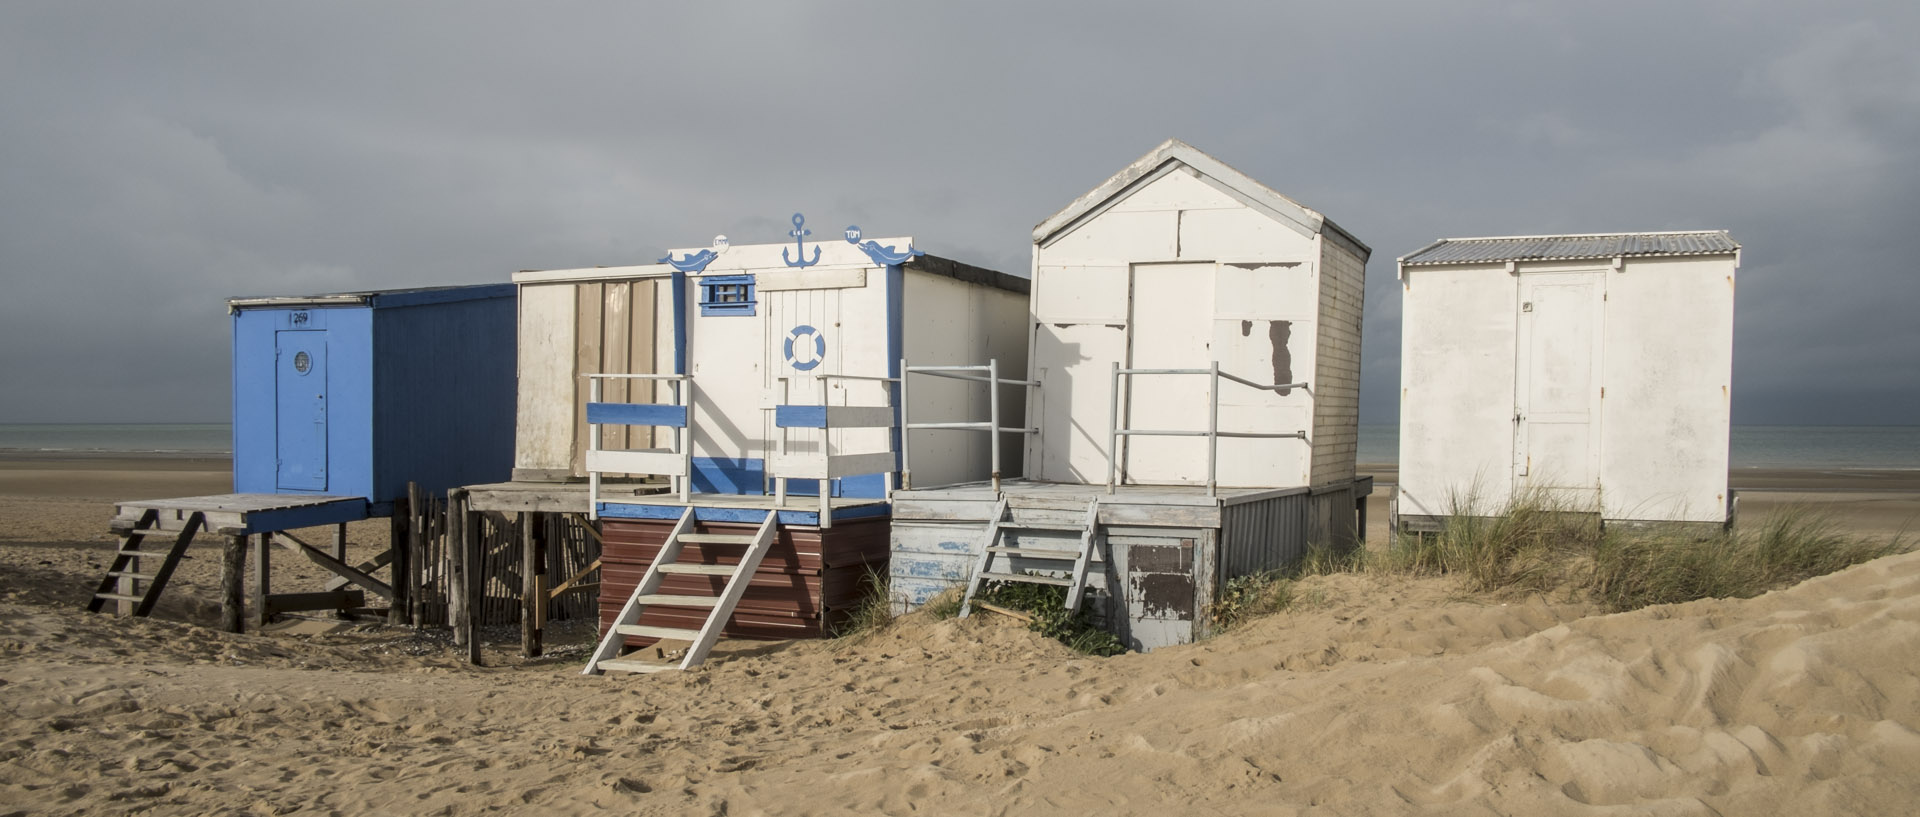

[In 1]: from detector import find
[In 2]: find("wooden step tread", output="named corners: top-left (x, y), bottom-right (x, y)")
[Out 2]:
top-left (596, 658), bottom-right (679, 674)
top-left (678, 533), bottom-right (756, 545)
top-left (115, 550), bottom-right (150, 557)
top-left (106, 571), bottom-right (155, 580)
top-left (635, 593), bottom-right (721, 608)
top-left (657, 563), bottom-right (737, 576)
top-left (981, 572), bottom-right (1074, 587)
top-left (615, 624), bottom-right (703, 640)
top-left (1000, 522), bottom-right (1089, 532)
top-left (987, 546), bottom-right (1080, 559)
top-left (93, 592), bottom-right (148, 602)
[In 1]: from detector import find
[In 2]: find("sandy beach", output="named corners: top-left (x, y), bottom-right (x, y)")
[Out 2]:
top-left (2, 453), bottom-right (1917, 815)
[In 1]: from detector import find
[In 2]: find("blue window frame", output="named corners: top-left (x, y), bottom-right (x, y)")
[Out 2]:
top-left (698, 274), bottom-right (756, 316)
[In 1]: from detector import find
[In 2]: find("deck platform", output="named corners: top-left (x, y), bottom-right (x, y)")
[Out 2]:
top-left (890, 477), bottom-right (1371, 650)
top-left (111, 494), bottom-right (370, 536)
top-left (463, 481), bottom-right (889, 526)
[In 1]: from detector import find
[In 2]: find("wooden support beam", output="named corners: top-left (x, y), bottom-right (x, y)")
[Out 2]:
top-left (277, 536), bottom-right (395, 600)
top-left (252, 532), bottom-right (273, 628)
top-left (461, 496), bottom-right (482, 666)
top-left (521, 512), bottom-right (542, 657)
top-left (548, 558), bottom-right (601, 598)
top-left (221, 534), bottom-right (246, 634)
top-left (449, 490), bottom-right (468, 648)
top-left (389, 494), bottom-right (410, 627)
top-left (265, 590), bottom-right (367, 615)
top-left (407, 482), bottom-right (424, 627)
top-left (323, 549), bottom-right (394, 592)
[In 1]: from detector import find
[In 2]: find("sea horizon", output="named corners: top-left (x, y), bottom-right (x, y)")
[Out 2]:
top-left (4, 421), bottom-right (1919, 471)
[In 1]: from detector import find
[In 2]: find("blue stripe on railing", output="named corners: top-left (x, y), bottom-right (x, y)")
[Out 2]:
top-left (586, 402), bottom-right (687, 428)
top-left (774, 405), bottom-right (829, 428)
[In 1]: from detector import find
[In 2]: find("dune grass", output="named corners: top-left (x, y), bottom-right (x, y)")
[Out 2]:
top-left (1279, 491), bottom-right (1902, 615)
top-left (830, 567), bottom-right (895, 642)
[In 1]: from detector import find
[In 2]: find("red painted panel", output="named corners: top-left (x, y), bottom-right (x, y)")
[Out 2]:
top-left (598, 517), bottom-right (888, 641)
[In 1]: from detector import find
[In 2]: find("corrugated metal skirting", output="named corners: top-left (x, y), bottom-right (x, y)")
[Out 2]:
top-left (1218, 483), bottom-right (1362, 579)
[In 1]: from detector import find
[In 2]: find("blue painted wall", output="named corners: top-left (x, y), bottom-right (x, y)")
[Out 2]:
top-left (231, 285), bottom-right (515, 512)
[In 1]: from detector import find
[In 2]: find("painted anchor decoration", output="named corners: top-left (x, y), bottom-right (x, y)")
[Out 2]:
top-left (843, 225), bottom-right (925, 266)
top-left (783, 212), bottom-right (821, 268)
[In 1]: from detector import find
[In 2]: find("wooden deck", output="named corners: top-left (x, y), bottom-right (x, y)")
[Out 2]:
top-left (463, 481), bottom-right (889, 526)
top-left (111, 493), bottom-right (369, 536)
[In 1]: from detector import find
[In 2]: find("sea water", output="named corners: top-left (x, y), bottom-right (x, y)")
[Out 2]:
top-left (4, 423), bottom-right (1917, 469)
top-left (0, 423), bottom-right (232, 454)
top-left (1359, 425), bottom-right (1920, 470)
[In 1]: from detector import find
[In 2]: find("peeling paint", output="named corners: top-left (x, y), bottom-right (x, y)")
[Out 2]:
top-left (1239, 320), bottom-right (1252, 337)
top-left (1270, 321), bottom-right (1293, 394)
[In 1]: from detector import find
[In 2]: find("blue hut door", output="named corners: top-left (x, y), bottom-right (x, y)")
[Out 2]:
top-left (275, 330), bottom-right (329, 491)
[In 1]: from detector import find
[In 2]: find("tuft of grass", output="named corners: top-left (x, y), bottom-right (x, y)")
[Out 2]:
top-left (1208, 570), bottom-right (1296, 631)
top-left (1384, 489), bottom-right (1603, 593)
top-left (1591, 508), bottom-right (1901, 612)
top-left (830, 567), bottom-right (895, 641)
top-left (976, 580), bottom-right (1127, 656)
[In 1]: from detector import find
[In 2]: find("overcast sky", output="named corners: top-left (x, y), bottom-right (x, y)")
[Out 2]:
top-left (2, 2), bottom-right (1915, 426)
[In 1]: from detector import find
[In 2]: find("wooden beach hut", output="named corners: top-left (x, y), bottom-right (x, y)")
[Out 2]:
top-left (90, 284), bottom-right (516, 629)
top-left (889, 139), bottom-right (1374, 651)
top-left (1394, 231), bottom-right (1740, 530)
top-left (463, 215), bottom-right (1029, 672)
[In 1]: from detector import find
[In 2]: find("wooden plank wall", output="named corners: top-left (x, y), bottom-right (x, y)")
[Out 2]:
top-left (571, 279), bottom-right (659, 477)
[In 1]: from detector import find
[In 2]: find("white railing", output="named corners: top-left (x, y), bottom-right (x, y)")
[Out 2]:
top-left (899, 358), bottom-right (1039, 494)
top-left (769, 373), bottom-right (898, 528)
top-left (1106, 362), bottom-right (1307, 497)
top-left (583, 373), bottom-right (692, 519)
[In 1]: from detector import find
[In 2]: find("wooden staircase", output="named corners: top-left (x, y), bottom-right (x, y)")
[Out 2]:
top-left (86, 508), bottom-right (204, 617)
top-left (959, 497), bottom-right (1100, 618)
top-left (584, 507), bottom-right (780, 674)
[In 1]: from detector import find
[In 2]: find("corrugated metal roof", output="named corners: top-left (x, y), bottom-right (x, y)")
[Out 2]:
top-left (1399, 231), bottom-right (1738, 266)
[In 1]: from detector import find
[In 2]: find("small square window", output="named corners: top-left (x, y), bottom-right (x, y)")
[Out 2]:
top-left (698, 275), bottom-right (756, 316)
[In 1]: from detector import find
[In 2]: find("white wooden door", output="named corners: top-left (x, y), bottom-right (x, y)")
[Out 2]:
top-left (1032, 322), bottom-right (1128, 482)
top-left (1514, 272), bottom-right (1605, 504)
top-left (1122, 263), bottom-right (1215, 484)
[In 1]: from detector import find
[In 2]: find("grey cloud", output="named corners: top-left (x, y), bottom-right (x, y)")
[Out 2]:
top-left (1, 1), bottom-right (1915, 425)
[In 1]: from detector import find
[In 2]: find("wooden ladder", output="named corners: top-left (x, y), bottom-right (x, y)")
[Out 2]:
top-left (86, 508), bottom-right (205, 617)
top-left (584, 507), bottom-right (780, 675)
top-left (959, 497), bottom-right (1100, 618)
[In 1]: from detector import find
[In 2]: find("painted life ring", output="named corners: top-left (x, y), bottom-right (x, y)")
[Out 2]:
top-left (784, 325), bottom-right (827, 371)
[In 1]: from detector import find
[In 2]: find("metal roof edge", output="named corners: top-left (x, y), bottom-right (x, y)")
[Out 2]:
top-left (512, 264), bottom-right (674, 284)
top-left (906, 253), bottom-right (1030, 295)
top-left (1428, 229), bottom-right (1738, 244)
top-left (225, 283), bottom-right (515, 311)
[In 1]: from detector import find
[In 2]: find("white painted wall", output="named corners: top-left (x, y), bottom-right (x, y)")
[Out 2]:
top-left (1028, 167), bottom-right (1332, 488)
top-left (902, 269), bottom-right (1029, 488)
top-left (1598, 256), bottom-right (1735, 522)
top-left (1397, 255), bottom-right (1735, 524)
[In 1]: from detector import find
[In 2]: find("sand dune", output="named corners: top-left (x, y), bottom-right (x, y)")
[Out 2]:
top-left (4, 547), bottom-right (1917, 814)
top-left (2, 461), bottom-right (1917, 814)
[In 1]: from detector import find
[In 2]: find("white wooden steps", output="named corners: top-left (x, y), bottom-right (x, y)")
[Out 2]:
top-left (584, 507), bottom-right (780, 675)
top-left (959, 497), bottom-right (1100, 618)
top-left (86, 508), bottom-right (204, 617)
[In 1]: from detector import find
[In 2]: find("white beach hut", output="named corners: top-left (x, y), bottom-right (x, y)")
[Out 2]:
top-left (889, 139), bottom-right (1374, 650)
top-left (1394, 231), bottom-right (1740, 529)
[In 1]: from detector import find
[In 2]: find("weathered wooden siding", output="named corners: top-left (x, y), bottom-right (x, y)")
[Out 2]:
top-left (513, 278), bottom-right (661, 481)
top-left (1309, 236), bottom-right (1366, 487)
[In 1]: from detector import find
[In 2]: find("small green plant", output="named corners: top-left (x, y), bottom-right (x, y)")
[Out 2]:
top-left (1208, 570), bottom-right (1295, 631)
top-left (830, 567), bottom-right (895, 641)
top-left (976, 580), bottom-right (1127, 656)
